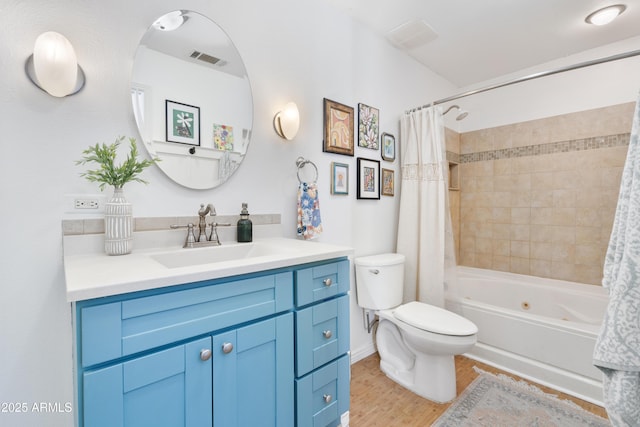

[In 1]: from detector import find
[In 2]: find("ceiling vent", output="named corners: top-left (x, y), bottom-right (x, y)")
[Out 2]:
top-left (189, 50), bottom-right (225, 66)
top-left (386, 20), bottom-right (438, 50)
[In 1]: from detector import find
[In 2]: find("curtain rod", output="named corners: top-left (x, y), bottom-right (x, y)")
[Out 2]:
top-left (407, 48), bottom-right (640, 113)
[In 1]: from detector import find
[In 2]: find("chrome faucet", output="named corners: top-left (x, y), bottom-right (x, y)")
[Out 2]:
top-left (198, 204), bottom-right (215, 242)
top-left (171, 204), bottom-right (231, 248)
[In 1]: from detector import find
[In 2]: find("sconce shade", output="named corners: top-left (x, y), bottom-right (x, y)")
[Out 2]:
top-left (274, 102), bottom-right (300, 140)
top-left (26, 31), bottom-right (85, 97)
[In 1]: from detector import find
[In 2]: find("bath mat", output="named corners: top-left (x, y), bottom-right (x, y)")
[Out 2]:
top-left (433, 368), bottom-right (610, 427)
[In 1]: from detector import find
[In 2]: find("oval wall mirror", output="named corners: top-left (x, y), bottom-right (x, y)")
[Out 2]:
top-left (131, 10), bottom-right (253, 189)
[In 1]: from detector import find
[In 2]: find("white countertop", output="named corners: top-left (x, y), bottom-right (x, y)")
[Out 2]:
top-left (63, 235), bottom-right (353, 302)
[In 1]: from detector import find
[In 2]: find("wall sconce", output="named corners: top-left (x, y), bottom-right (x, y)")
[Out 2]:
top-left (273, 102), bottom-right (300, 140)
top-left (25, 31), bottom-right (85, 97)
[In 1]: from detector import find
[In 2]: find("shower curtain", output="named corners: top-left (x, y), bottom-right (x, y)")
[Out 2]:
top-left (593, 92), bottom-right (640, 426)
top-left (396, 106), bottom-right (457, 307)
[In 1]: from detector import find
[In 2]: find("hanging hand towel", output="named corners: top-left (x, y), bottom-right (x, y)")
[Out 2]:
top-left (297, 182), bottom-right (323, 240)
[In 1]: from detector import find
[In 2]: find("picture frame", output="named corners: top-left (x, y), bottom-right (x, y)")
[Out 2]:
top-left (357, 158), bottom-right (380, 200)
top-left (213, 123), bottom-right (234, 151)
top-left (381, 132), bottom-right (396, 161)
top-left (381, 168), bottom-right (394, 196)
top-left (358, 103), bottom-right (380, 150)
top-left (323, 98), bottom-right (354, 156)
top-left (166, 100), bottom-right (200, 146)
top-left (331, 162), bottom-right (349, 195)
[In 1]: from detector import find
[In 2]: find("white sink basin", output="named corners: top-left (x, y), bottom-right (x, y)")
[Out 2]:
top-left (151, 241), bottom-right (297, 269)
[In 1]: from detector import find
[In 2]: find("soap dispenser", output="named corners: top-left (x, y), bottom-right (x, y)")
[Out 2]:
top-left (237, 203), bottom-right (253, 242)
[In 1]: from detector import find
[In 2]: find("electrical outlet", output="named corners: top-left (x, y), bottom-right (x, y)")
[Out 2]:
top-left (75, 198), bottom-right (100, 209)
top-left (65, 194), bottom-right (106, 214)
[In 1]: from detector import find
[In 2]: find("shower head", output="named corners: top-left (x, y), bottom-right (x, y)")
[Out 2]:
top-left (456, 110), bottom-right (469, 120)
top-left (443, 104), bottom-right (469, 121)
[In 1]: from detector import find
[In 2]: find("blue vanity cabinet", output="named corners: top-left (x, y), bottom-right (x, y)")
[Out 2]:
top-left (294, 259), bottom-right (350, 427)
top-left (76, 270), bottom-right (295, 427)
top-left (74, 257), bottom-right (350, 427)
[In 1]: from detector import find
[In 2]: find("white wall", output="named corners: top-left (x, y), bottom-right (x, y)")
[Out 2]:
top-left (0, 1), bottom-right (455, 426)
top-left (451, 36), bottom-right (640, 133)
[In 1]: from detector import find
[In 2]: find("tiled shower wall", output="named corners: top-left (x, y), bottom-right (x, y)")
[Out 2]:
top-left (450, 102), bottom-right (634, 285)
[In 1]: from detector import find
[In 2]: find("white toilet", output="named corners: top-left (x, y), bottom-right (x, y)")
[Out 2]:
top-left (354, 253), bottom-right (478, 403)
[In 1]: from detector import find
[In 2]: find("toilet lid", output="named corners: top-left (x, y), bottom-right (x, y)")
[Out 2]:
top-left (394, 301), bottom-right (478, 336)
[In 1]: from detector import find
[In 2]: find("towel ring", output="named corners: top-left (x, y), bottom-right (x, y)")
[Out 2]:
top-left (295, 156), bottom-right (318, 184)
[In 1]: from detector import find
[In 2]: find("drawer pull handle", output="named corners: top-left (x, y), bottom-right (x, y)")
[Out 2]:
top-left (323, 394), bottom-right (332, 404)
top-left (222, 342), bottom-right (234, 354)
top-left (200, 349), bottom-right (212, 361)
top-left (323, 278), bottom-right (332, 287)
top-left (323, 330), bottom-right (332, 339)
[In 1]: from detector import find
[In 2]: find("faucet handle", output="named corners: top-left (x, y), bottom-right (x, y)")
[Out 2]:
top-left (207, 222), bottom-right (231, 245)
top-left (170, 223), bottom-right (197, 248)
top-left (185, 224), bottom-right (196, 247)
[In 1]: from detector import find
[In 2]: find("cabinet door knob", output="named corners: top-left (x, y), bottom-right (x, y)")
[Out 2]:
top-left (323, 394), bottom-right (332, 404)
top-left (200, 349), bottom-right (212, 361)
top-left (322, 330), bottom-right (332, 339)
top-left (323, 278), bottom-right (332, 287)
top-left (221, 342), bottom-right (234, 354)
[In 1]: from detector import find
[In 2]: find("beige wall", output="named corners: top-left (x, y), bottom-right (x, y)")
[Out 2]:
top-left (452, 102), bottom-right (634, 285)
top-left (446, 127), bottom-right (461, 260)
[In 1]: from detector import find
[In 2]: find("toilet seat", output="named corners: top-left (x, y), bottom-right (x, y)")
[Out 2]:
top-left (394, 301), bottom-right (478, 336)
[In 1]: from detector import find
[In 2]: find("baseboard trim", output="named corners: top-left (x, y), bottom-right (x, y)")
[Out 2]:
top-left (350, 342), bottom-right (376, 364)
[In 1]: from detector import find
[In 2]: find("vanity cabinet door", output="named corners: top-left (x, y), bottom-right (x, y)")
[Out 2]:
top-left (212, 313), bottom-right (294, 427)
top-left (83, 337), bottom-right (212, 427)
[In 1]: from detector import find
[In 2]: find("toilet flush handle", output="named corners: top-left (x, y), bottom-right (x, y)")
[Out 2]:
top-left (369, 269), bottom-right (380, 274)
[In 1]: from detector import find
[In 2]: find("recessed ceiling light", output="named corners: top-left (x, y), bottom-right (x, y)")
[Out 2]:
top-left (153, 11), bottom-right (185, 31)
top-left (585, 4), bottom-right (627, 26)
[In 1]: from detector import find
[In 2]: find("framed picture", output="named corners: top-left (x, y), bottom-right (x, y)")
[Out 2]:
top-left (381, 132), bottom-right (395, 161)
top-left (323, 98), bottom-right (354, 156)
top-left (331, 162), bottom-right (349, 195)
top-left (357, 158), bottom-right (380, 200)
top-left (382, 168), bottom-right (394, 196)
top-left (358, 103), bottom-right (379, 150)
top-left (213, 124), bottom-right (234, 151)
top-left (166, 100), bottom-right (200, 146)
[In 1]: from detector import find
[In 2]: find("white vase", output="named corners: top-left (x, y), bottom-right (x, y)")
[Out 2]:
top-left (104, 187), bottom-right (133, 255)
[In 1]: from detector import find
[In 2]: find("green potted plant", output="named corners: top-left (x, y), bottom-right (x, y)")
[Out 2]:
top-left (76, 136), bottom-right (157, 255)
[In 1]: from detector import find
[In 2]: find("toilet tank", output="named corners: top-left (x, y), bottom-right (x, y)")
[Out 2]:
top-left (354, 253), bottom-right (405, 310)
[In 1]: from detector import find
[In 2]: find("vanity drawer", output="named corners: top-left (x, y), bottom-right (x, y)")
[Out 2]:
top-left (79, 272), bottom-right (293, 368)
top-left (294, 259), bottom-right (349, 307)
top-left (295, 294), bottom-right (349, 377)
top-left (295, 354), bottom-right (349, 427)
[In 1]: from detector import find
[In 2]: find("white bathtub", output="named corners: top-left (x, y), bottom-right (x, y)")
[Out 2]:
top-left (445, 266), bottom-right (609, 405)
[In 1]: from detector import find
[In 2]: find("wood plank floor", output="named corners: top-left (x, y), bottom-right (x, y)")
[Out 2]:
top-left (349, 353), bottom-right (608, 426)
